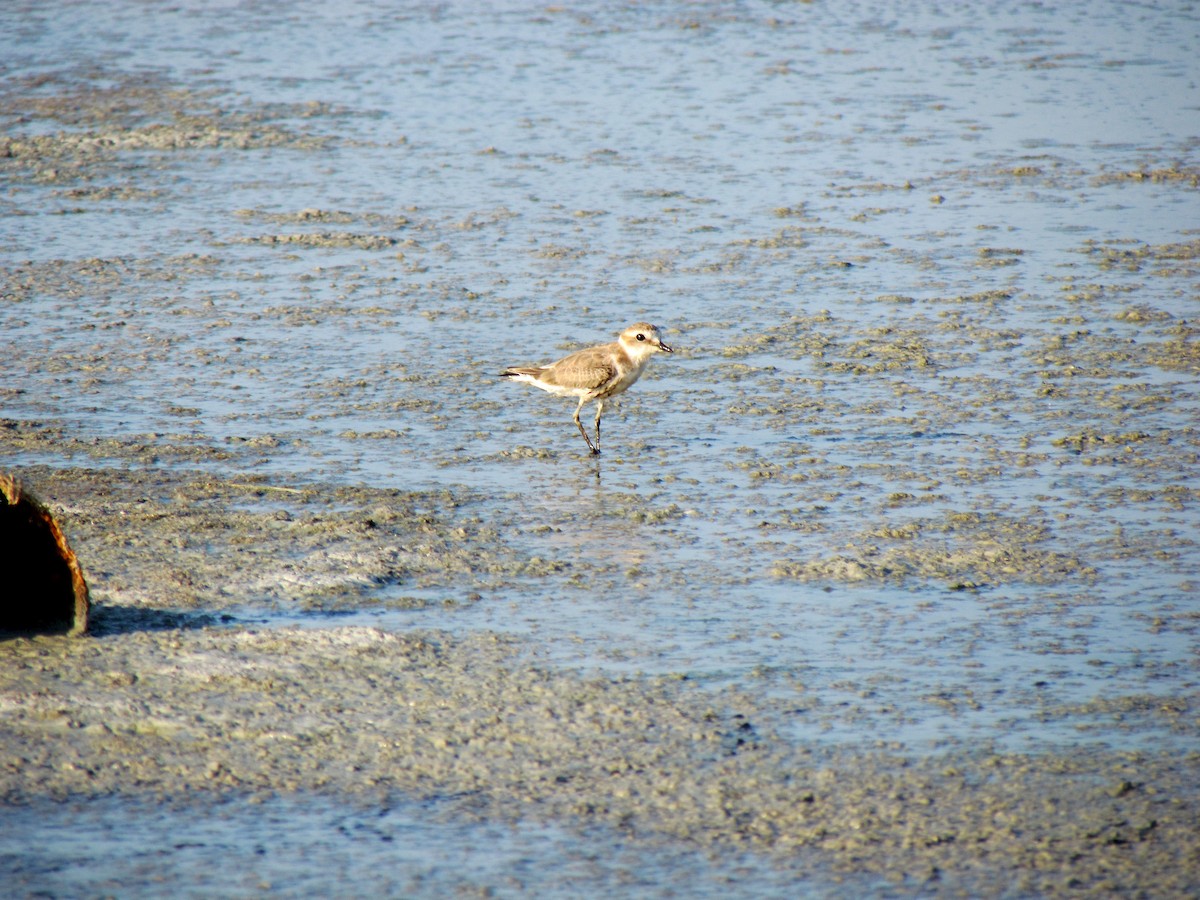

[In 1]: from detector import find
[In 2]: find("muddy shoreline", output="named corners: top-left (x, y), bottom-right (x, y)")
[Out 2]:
top-left (3, 0), bottom-right (1199, 894)
top-left (2, 464), bottom-right (1197, 896)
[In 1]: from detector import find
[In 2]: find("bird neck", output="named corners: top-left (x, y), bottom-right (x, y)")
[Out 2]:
top-left (618, 339), bottom-right (656, 366)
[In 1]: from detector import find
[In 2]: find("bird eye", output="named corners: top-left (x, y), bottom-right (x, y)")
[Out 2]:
top-left (636, 333), bottom-right (646, 342)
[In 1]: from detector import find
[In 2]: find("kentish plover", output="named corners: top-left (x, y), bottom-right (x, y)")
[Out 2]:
top-left (500, 322), bottom-right (673, 455)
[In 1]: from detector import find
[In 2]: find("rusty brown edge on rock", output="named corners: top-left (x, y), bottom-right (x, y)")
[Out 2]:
top-left (0, 472), bottom-right (90, 636)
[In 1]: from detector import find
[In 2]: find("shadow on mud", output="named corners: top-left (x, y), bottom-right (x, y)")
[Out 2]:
top-left (85, 604), bottom-right (228, 638)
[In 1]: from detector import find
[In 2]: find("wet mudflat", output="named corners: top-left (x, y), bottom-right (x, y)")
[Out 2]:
top-left (2, 0), bottom-right (1199, 896)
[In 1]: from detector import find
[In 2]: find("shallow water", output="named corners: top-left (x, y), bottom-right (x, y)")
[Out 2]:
top-left (3, 0), bottom-right (1199, 894)
top-left (2, 793), bottom-right (843, 899)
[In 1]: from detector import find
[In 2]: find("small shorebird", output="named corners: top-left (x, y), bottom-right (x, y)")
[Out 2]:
top-left (501, 322), bottom-right (673, 455)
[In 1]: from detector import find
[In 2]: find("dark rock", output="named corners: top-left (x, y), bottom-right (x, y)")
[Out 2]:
top-left (0, 474), bottom-right (89, 636)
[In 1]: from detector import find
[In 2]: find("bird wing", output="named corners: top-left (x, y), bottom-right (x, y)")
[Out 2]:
top-left (541, 345), bottom-right (620, 392)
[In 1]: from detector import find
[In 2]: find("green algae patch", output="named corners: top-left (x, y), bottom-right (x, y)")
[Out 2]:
top-left (233, 208), bottom-right (413, 229)
top-left (1092, 165), bottom-right (1200, 187)
top-left (0, 70), bottom-right (333, 189)
top-left (232, 232), bottom-right (400, 250)
top-left (1082, 237), bottom-right (1200, 274)
top-left (1052, 430), bottom-right (1153, 452)
top-left (773, 540), bottom-right (1090, 586)
top-left (773, 511), bottom-right (1094, 587)
top-left (1141, 322), bottom-right (1200, 373)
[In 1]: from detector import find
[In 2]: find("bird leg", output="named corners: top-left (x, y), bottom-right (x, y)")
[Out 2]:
top-left (593, 399), bottom-right (604, 453)
top-left (573, 398), bottom-right (600, 455)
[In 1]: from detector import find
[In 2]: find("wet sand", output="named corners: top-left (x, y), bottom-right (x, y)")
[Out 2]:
top-left (3, 0), bottom-right (1199, 896)
top-left (3, 465), bottom-right (1197, 896)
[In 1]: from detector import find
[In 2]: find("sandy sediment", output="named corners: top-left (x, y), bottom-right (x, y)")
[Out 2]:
top-left (0, 465), bottom-right (1196, 897)
top-left (3, 30), bottom-right (1199, 897)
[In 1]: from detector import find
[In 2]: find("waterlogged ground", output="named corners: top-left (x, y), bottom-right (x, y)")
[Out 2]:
top-left (2, 0), bottom-right (1199, 896)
